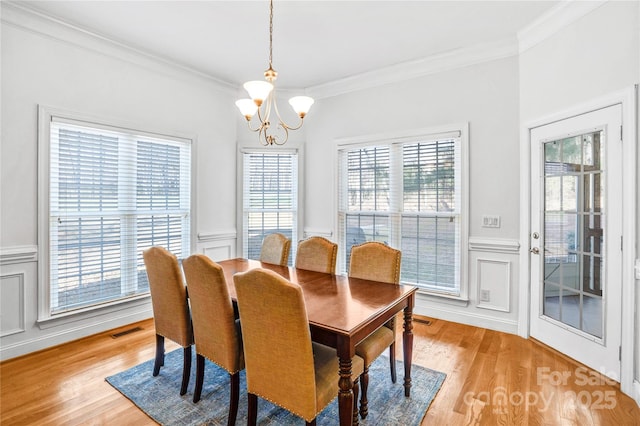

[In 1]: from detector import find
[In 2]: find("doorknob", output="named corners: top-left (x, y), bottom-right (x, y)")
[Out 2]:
top-left (530, 247), bottom-right (540, 254)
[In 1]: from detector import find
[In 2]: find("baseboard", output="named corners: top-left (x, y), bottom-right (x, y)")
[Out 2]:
top-left (413, 302), bottom-right (518, 335)
top-left (634, 380), bottom-right (640, 408)
top-left (0, 308), bottom-right (152, 362)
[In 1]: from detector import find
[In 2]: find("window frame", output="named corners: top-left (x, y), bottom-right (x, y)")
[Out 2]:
top-left (335, 124), bottom-right (469, 300)
top-left (37, 105), bottom-right (196, 322)
top-left (238, 147), bottom-right (302, 266)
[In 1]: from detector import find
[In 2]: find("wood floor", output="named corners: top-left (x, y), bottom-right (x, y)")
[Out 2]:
top-left (1, 317), bottom-right (638, 425)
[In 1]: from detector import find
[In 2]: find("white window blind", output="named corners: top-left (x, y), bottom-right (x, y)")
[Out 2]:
top-left (338, 135), bottom-right (463, 295)
top-left (242, 151), bottom-right (298, 265)
top-left (49, 119), bottom-right (191, 314)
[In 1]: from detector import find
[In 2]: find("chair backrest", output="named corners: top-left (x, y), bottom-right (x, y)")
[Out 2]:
top-left (349, 241), bottom-right (401, 284)
top-left (259, 233), bottom-right (291, 266)
top-left (182, 254), bottom-right (243, 374)
top-left (295, 236), bottom-right (338, 273)
top-left (234, 268), bottom-right (317, 419)
top-left (143, 246), bottom-right (193, 347)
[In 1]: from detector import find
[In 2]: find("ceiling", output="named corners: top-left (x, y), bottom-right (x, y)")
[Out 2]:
top-left (19, 0), bottom-right (558, 89)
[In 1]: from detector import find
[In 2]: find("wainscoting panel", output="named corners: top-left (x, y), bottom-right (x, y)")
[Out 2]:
top-left (475, 258), bottom-right (511, 312)
top-left (468, 237), bottom-right (520, 314)
top-left (0, 272), bottom-right (25, 337)
top-left (197, 229), bottom-right (237, 261)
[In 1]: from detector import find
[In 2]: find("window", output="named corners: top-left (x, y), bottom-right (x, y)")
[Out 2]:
top-left (242, 151), bottom-right (298, 265)
top-left (43, 115), bottom-right (191, 316)
top-left (338, 127), bottom-right (467, 296)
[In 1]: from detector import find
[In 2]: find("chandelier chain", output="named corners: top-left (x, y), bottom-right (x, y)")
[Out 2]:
top-left (268, 0), bottom-right (273, 69)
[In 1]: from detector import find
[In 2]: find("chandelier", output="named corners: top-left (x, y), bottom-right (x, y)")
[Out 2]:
top-left (235, 0), bottom-right (314, 146)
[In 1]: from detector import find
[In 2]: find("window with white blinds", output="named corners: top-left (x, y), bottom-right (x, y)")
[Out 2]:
top-left (242, 151), bottom-right (298, 265)
top-left (48, 119), bottom-right (191, 314)
top-left (338, 131), bottom-right (465, 296)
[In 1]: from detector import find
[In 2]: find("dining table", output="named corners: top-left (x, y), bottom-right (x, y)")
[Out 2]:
top-left (217, 258), bottom-right (418, 426)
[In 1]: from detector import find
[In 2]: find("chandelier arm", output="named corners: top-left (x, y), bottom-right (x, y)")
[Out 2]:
top-left (272, 126), bottom-right (289, 145)
top-left (246, 118), bottom-right (262, 133)
top-left (272, 96), bottom-right (304, 131)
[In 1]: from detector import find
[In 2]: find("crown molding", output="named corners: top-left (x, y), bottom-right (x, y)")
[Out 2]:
top-left (307, 37), bottom-right (519, 100)
top-left (1, 1), bottom-right (237, 95)
top-left (517, 0), bottom-right (608, 54)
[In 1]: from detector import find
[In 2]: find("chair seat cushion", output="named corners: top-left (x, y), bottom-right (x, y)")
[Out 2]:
top-left (355, 326), bottom-right (395, 366)
top-left (312, 342), bottom-right (365, 414)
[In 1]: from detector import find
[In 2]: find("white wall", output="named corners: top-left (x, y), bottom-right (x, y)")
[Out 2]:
top-left (304, 56), bottom-right (522, 333)
top-left (0, 4), bottom-right (238, 360)
top-left (519, 0), bottom-right (639, 395)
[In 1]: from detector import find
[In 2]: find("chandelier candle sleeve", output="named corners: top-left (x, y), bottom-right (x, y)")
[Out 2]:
top-left (235, 0), bottom-right (313, 146)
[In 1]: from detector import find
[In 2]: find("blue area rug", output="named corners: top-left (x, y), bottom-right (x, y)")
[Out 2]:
top-left (106, 349), bottom-right (445, 425)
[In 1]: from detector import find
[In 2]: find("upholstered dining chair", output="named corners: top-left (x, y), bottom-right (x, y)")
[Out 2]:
top-left (259, 232), bottom-right (291, 266)
top-left (142, 246), bottom-right (194, 396)
top-left (233, 268), bottom-right (365, 426)
top-left (182, 254), bottom-right (244, 425)
top-left (294, 236), bottom-right (338, 273)
top-left (348, 241), bottom-right (402, 419)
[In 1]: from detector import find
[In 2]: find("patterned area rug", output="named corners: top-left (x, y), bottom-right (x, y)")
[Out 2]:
top-left (106, 350), bottom-right (445, 425)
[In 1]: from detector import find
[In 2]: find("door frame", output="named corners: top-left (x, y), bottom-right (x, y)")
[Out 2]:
top-left (519, 86), bottom-right (637, 397)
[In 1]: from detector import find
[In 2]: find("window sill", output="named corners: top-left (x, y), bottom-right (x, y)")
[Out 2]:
top-left (37, 294), bottom-right (151, 330)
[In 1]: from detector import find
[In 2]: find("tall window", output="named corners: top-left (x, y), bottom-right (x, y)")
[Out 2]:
top-left (338, 129), bottom-right (466, 296)
top-left (45, 117), bottom-right (191, 315)
top-left (242, 151), bottom-right (298, 265)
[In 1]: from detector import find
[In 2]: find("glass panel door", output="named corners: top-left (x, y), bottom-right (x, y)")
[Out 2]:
top-left (542, 132), bottom-right (603, 338)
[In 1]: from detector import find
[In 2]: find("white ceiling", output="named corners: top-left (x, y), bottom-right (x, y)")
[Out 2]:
top-left (19, 0), bottom-right (558, 89)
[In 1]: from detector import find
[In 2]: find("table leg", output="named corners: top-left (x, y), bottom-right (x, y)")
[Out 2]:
top-left (403, 298), bottom-right (414, 397)
top-left (338, 355), bottom-right (356, 426)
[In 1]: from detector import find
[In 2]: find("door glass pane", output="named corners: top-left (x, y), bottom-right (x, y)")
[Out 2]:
top-left (542, 131), bottom-right (604, 339)
top-left (543, 282), bottom-right (561, 322)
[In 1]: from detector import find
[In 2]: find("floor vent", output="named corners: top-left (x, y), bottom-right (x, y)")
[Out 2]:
top-left (414, 318), bottom-right (432, 326)
top-left (111, 326), bottom-right (143, 338)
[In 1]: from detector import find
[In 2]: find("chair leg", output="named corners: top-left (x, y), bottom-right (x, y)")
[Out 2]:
top-left (359, 366), bottom-right (369, 419)
top-left (247, 393), bottom-right (258, 426)
top-left (389, 343), bottom-right (397, 384)
top-left (153, 334), bottom-right (164, 376)
top-left (193, 354), bottom-right (205, 403)
top-left (228, 372), bottom-right (240, 426)
top-left (180, 345), bottom-right (192, 396)
top-left (352, 377), bottom-right (360, 426)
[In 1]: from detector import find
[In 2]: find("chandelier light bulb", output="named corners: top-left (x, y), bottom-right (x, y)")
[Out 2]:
top-left (288, 96), bottom-right (314, 118)
top-left (243, 81), bottom-right (274, 106)
top-left (235, 99), bottom-right (258, 120)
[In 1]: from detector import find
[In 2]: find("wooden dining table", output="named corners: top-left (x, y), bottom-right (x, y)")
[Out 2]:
top-left (217, 258), bottom-right (418, 426)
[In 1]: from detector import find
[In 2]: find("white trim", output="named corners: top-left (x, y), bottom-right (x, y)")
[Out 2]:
top-left (468, 237), bottom-right (520, 254)
top-left (1, 1), bottom-right (235, 94)
top-left (302, 228), bottom-right (333, 239)
top-left (415, 295), bottom-right (519, 335)
top-left (197, 230), bottom-right (238, 243)
top-left (0, 304), bottom-right (152, 362)
top-left (634, 380), bottom-right (640, 407)
top-left (517, 0), bottom-right (608, 54)
top-left (308, 38), bottom-right (518, 99)
top-left (0, 246), bottom-right (38, 265)
top-left (519, 86), bottom-right (638, 398)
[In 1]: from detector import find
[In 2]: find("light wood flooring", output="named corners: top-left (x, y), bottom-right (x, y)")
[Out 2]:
top-left (1, 317), bottom-right (639, 425)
